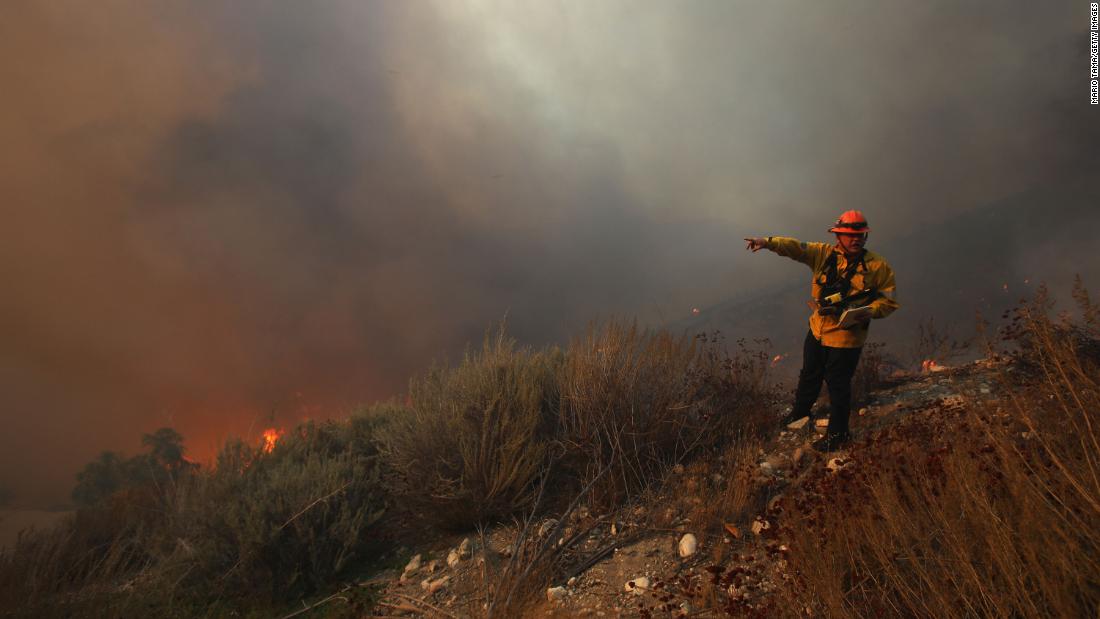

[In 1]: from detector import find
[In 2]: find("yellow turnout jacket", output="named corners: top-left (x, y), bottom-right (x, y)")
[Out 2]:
top-left (765, 236), bottom-right (900, 348)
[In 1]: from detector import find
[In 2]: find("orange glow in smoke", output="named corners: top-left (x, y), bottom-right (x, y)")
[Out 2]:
top-left (921, 359), bottom-right (941, 373)
top-left (261, 428), bottom-right (284, 454)
top-left (691, 307), bottom-right (701, 315)
top-left (771, 354), bottom-right (785, 366)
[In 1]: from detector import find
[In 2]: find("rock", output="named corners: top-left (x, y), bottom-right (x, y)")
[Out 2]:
top-left (403, 553), bottom-right (422, 576)
top-left (791, 446), bottom-right (805, 464)
top-left (678, 533), bottom-right (698, 557)
top-left (625, 576), bottom-right (650, 594)
top-left (426, 559), bottom-right (439, 573)
top-left (447, 549), bottom-right (460, 568)
top-left (427, 576), bottom-right (450, 594)
top-left (547, 586), bottom-right (567, 602)
top-left (815, 418), bottom-right (830, 428)
top-left (672, 463), bottom-right (685, 475)
top-left (567, 576), bottom-right (577, 587)
top-left (610, 522), bottom-right (618, 536)
top-left (759, 461), bottom-right (775, 474)
top-left (538, 518), bottom-right (558, 538)
top-left (767, 494), bottom-right (784, 513)
top-left (826, 457), bottom-right (847, 473)
top-left (980, 384), bottom-right (992, 394)
top-left (457, 537), bottom-right (471, 559)
top-left (786, 416), bottom-right (809, 430)
top-left (751, 518), bottom-right (770, 535)
top-left (723, 522), bottom-right (741, 539)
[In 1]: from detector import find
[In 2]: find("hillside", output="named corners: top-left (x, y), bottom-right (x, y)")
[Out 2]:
top-left (1, 289), bottom-right (1097, 618)
top-left (353, 354), bottom-right (1045, 617)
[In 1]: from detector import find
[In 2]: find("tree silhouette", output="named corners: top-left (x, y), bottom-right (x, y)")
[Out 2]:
top-left (72, 451), bottom-right (125, 505)
top-left (141, 427), bottom-right (186, 470)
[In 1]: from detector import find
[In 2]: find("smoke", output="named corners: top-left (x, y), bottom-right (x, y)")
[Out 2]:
top-left (0, 0), bottom-right (1094, 505)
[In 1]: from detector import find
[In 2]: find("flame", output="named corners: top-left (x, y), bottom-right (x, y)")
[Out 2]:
top-left (771, 354), bottom-right (785, 366)
top-left (691, 307), bottom-right (701, 315)
top-left (261, 428), bottom-right (284, 454)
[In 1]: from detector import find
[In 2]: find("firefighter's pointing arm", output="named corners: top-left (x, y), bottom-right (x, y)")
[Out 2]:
top-left (745, 236), bottom-right (827, 270)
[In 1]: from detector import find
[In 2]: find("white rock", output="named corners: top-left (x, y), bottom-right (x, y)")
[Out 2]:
top-left (427, 576), bottom-right (450, 594)
top-left (624, 576), bottom-right (650, 594)
top-left (786, 416), bottom-right (809, 430)
top-left (826, 457), bottom-right (847, 473)
top-left (567, 576), bottom-right (577, 587)
top-left (403, 553), bottom-right (422, 575)
top-left (751, 518), bottom-right (770, 535)
top-left (457, 537), bottom-right (471, 558)
top-left (538, 518), bottom-right (558, 538)
top-left (678, 533), bottom-right (698, 557)
top-left (547, 586), bottom-right (567, 602)
top-left (610, 522), bottom-right (618, 536)
top-left (447, 549), bottom-right (460, 568)
top-left (791, 447), bottom-right (805, 464)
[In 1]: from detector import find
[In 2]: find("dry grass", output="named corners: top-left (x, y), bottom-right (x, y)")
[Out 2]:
top-left (767, 283), bottom-right (1100, 618)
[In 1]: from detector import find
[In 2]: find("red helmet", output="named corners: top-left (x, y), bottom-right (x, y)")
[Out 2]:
top-left (828, 210), bottom-right (871, 234)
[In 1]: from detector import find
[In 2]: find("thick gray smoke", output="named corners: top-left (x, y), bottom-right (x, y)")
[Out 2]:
top-left (1, 1), bottom-right (1095, 506)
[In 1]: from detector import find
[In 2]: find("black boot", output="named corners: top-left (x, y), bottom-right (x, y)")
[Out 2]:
top-left (812, 432), bottom-right (851, 453)
top-left (780, 409), bottom-right (812, 428)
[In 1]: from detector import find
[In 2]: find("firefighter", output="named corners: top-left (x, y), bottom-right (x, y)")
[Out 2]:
top-left (744, 210), bottom-right (899, 452)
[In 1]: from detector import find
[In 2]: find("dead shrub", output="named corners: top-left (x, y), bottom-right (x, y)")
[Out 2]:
top-left (557, 324), bottom-right (775, 510)
top-left (377, 327), bottom-right (562, 528)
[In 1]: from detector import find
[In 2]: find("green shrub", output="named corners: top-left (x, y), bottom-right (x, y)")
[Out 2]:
top-left (166, 420), bottom-right (386, 603)
top-left (378, 328), bottom-right (562, 528)
top-left (1, 419), bottom-right (388, 615)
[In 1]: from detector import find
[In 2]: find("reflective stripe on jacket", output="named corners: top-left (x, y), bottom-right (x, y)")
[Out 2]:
top-left (765, 236), bottom-right (899, 348)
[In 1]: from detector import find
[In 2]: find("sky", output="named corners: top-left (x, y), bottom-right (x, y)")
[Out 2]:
top-left (2, 1), bottom-right (1097, 506)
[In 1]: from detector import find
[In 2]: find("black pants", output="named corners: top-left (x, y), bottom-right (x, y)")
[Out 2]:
top-left (791, 330), bottom-right (863, 438)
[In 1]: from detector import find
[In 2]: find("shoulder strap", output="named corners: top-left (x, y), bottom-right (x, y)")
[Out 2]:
top-left (818, 251), bottom-right (838, 284)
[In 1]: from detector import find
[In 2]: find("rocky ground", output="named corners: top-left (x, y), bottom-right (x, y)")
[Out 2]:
top-left (358, 357), bottom-right (1008, 618)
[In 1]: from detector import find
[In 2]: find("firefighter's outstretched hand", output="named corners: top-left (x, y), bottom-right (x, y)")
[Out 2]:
top-left (744, 237), bottom-right (767, 252)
